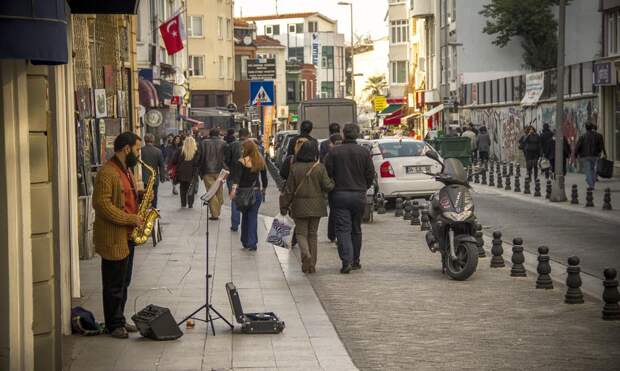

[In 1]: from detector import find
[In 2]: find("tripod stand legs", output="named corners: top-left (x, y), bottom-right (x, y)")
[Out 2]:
top-left (177, 304), bottom-right (234, 336)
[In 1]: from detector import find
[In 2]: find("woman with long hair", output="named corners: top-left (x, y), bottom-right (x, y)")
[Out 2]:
top-left (230, 139), bottom-right (268, 251)
top-left (280, 142), bottom-right (334, 273)
top-left (173, 136), bottom-right (200, 208)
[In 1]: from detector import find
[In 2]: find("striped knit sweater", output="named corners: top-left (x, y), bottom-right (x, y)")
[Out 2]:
top-left (92, 159), bottom-right (137, 261)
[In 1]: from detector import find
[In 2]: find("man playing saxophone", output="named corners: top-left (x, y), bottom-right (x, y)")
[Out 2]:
top-left (93, 132), bottom-right (144, 339)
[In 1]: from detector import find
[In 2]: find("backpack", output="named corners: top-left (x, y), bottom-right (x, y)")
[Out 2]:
top-left (71, 306), bottom-right (105, 336)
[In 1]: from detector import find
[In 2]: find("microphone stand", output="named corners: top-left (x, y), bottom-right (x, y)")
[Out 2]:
top-left (177, 192), bottom-right (233, 335)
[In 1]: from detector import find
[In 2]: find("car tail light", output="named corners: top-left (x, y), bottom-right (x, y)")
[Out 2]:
top-left (380, 161), bottom-right (395, 178)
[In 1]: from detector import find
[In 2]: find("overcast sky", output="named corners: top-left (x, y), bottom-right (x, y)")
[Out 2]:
top-left (234, 0), bottom-right (389, 41)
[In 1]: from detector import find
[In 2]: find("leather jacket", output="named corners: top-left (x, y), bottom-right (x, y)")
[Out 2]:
top-left (199, 137), bottom-right (226, 175)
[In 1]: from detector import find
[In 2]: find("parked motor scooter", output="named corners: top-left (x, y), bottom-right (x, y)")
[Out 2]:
top-left (423, 151), bottom-right (481, 280)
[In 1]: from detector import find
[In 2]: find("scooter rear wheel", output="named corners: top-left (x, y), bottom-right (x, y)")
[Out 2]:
top-left (444, 241), bottom-right (478, 281)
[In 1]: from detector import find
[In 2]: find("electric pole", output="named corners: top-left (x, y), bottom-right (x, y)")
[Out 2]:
top-left (551, 0), bottom-right (567, 202)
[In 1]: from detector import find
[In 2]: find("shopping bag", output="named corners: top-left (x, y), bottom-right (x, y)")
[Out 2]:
top-left (266, 213), bottom-right (295, 249)
top-left (597, 157), bottom-right (614, 179)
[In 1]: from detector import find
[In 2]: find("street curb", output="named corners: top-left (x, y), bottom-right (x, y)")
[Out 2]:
top-left (481, 233), bottom-right (603, 302)
top-left (472, 184), bottom-right (620, 225)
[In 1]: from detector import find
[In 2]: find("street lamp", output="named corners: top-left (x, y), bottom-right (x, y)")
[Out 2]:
top-left (551, 0), bottom-right (567, 202)
top-left (338, 1), bottom-right (354, 102)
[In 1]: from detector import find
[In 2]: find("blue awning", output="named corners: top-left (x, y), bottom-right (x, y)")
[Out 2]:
top-left (0, 0), bottom-right (68, 65)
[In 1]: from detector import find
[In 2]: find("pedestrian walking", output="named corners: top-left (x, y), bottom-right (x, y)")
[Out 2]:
top-left (320, 123), bottom-right (341, 162)
top-left (540, 123), bottom-right (555, 178)
top-left (522, 126), bottom-right (542, 180)
top-left (280, 137), bottom-right (309, 181)
top-left (323, 132), bottom-right (343, 242)
top-left (140, 133), bottom-right (166, 208)
top-left (325, 124), bottom-right (376, 273)
top-left (92, 132), bottom-right (144, 339)
top-left (461, 125), bottom-right (477, 162)
top-left (173, 136), bottom-right (200, 208)
top-left (166, 135), bottom-right (182, 195)
top-left (476, 126), bottom-right (491, 164)
top-left (230, 139), bottom-right (268, 251)
top-left (575, 121), bottom-right (606, 190)
top-left (224, 128), bottom-right (250, 231)
top-left (280, 142), bottom-right (334, 273)
top-left (286, 120), bottom-right (319, 157)
top-left (199, 127), bottom-right (227, 220)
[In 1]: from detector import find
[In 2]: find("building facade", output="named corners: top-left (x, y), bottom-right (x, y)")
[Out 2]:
top-left (387, 0), bottom-right (411, 99)
top-left (187, 0), bottom-right (235, 108)
top-left (238, 12), bottom-right (346, 103)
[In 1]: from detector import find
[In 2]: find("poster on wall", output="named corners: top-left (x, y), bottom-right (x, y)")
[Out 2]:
top-left (117, 90), bottom-right (127, 118)
top-left (94, 89), bottom-right (108, 118)
top-left (521, 72), bottom-right (544, 107)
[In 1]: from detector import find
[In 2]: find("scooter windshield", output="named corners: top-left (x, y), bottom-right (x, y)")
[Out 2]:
top-left (442, 158), bottom-right (468, 184)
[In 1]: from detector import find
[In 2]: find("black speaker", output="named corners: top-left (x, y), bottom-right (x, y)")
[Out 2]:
top-left (131, 304), bottom-right (183, 340)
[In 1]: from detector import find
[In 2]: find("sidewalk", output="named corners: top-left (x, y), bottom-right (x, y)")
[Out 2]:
top-left (472, 165), bottom-right (620, 222)
top-left (62, 182), bottom-right (357, 371)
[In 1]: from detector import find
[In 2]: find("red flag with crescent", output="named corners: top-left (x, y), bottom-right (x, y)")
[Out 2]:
top-left (160, 15), bottom-right (184, 55)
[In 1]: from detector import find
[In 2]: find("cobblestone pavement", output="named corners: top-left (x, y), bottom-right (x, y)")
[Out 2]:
top-left (259, 169), bottom-right (620, 369)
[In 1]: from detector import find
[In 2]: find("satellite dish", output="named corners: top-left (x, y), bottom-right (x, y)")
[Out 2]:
top-left (243, 36), bottom-right (252, 45)
top-left (144, 109), bottom-right (163, 127)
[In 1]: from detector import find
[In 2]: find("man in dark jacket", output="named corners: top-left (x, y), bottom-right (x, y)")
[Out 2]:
top-left (320, 123), bottom-right (341, 162)
top-left (576, 122), bottom-right (606, 189)
top-left (199, 127), bottom-right (227, 219)
top-left (287, 120), bottom-right (319, 158)
top-left (325, 124), bottom-right (376, 273)
top-left (140, 134), bottom-right (166, 208)
top-left (225, 128), bottom-right (249, 231)
top-left (522, 126), bottom-right (542, 180)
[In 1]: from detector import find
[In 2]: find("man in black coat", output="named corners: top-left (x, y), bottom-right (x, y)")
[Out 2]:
top-left (325, 124), bottom-right (376, 274)
top-left (286, 120), bottom-right (319, 158)
top-left (224, 128), bottom-right (249, 231)
top-left (140, 133), bottom-right (166, 208)
top-left (320, 123), bottom-right (341, 162)
top-left (522, 126), bottom-right (542, 180)
top-left (576, 122), bottom-right (606, 189)
top-left (199, 127), bottom-right (227, 219)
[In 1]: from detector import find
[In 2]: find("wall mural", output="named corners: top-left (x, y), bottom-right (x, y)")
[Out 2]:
top-left (460, 97), bottom-right (598, 162)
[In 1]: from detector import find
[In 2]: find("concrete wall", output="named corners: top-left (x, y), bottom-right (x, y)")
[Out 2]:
top-left (564, 0), bottom-right (602, 65)
top-left (460, 96), bottom-right (599, 162)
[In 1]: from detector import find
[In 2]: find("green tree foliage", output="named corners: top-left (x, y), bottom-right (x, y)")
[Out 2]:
top-left (480, 0), bottom-right (567, 71)
top-left (363, 74), bottom-right (388, 102)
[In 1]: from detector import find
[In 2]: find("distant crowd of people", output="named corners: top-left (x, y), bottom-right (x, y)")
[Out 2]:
top-left (452, 122), bottom-right (607, 190)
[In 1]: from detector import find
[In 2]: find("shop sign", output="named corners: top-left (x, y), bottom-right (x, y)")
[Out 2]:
top-left (594, 61), bottom-right (616, 86)
top-left (373, 95), bottom-right (388, 112)
top-left (521, 71), bottom-right (544, 107)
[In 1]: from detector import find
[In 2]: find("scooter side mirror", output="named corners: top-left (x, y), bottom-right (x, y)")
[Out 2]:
top-left (425, 150), bottom-right (442, 164)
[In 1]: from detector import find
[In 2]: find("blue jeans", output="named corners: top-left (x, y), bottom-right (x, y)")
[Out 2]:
top-left (227, 179), bottom-right (240, 230)
top-left (582, 157), bottom-right (598, 189)
top-left (241, 190), bottom-right (262, 250)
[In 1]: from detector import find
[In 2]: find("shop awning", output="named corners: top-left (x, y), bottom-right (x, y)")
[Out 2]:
top-left (139, 78), bottom-right (159, 108)
top-left (378, 104), bottom-right (404, 116)
top-left (179, 115), bottom-right (204, 127)
top-left (0, 0), bottom-right (68, 64)
top-left (423, 104), bottom-right (444, 119)
top-left (67, 0), bottom-right (141, 14)
top-left (400, 112), bottom-right (421, 125)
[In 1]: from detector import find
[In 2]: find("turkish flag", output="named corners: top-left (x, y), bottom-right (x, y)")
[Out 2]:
top-left (160, 15), bottom-right (184, 55)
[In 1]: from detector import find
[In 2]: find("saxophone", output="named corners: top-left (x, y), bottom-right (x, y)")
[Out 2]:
top-left (130, 159), bottom-right (161, 245)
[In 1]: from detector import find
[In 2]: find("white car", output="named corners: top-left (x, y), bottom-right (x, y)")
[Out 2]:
top-left (371, 137), bottom-right (442, 200)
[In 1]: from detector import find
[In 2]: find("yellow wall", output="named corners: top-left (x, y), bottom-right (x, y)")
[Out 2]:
top-left (188, 0), bottom-right (235, 92)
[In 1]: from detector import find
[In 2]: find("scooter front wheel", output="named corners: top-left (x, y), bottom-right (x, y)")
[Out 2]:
top-left (444, 241), bottom-right (478, 281)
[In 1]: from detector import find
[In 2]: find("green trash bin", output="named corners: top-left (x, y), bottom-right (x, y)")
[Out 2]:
top-left (436, 137), bottom-right (472, 167)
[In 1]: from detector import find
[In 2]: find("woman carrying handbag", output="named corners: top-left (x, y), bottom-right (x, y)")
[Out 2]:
top-left (230, 139), bottom-right (268, 251)
top-left (280, 142), bottom-right (334, 273)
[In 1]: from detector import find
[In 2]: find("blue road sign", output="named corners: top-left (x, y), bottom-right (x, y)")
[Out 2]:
top-left (249, 80), bottom-right (274, 106)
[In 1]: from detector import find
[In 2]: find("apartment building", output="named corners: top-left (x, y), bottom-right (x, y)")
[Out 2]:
top-left (238, 12), bottom-right (346, 100)
top-left (387, 0), bottom-right (411, 100)
top-left (187, 0), bottom-right (235, 108)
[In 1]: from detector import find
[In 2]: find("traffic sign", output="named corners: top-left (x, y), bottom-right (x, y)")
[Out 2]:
top-left (250, 80), bottom-right (274, 106)
top-left (247, 58), bottom-right (277, 80)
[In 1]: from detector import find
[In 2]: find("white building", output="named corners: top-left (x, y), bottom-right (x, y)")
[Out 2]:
top-left (387, 0), bottom-right (411, 99)
top-left (354, 37), bottom-right (390, 104)
top-left (238, 12), bottom-right (346, 99)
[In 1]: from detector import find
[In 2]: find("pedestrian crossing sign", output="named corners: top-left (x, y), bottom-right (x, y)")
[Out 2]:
top-left (250, 80), bottom-right (274, 106)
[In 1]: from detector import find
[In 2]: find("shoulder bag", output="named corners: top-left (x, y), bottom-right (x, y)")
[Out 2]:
top-left (279, 162), bottom-right (320, 212)
top-left (235, 169), bottom-right (259, 212)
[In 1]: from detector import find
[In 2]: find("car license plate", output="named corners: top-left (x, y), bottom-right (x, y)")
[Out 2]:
top-left (406, 165), bottom-right (430, 174)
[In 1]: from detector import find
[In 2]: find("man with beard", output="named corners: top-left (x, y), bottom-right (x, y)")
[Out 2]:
top-left (93, 132), bottom-right (144, 339)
